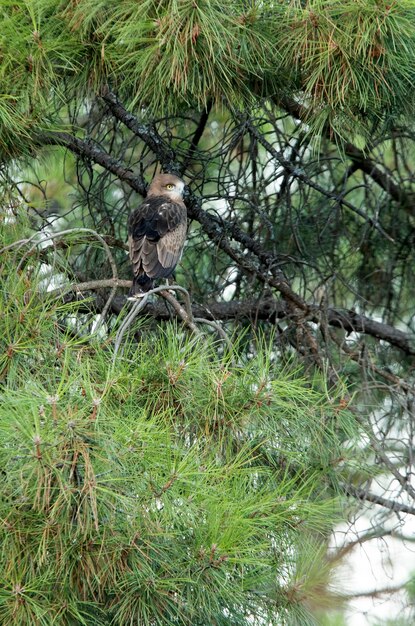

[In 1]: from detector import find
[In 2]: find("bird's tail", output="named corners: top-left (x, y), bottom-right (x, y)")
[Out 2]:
top-left (128, 274), bottom-right (154, 299)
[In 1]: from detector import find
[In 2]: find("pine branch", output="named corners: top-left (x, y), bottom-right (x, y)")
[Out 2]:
top-left (100, 88), bottom-right (179, 174)
top-left (36, 131), bottom-right (146, 195)
top-left (34, 108), bottom-right (307, 311)
top-left (243, 115), bottom-right (395, 242)
top-left (280, 97), bottom-right (411, 207)
top-left (345, 485), bottom-right (415, 516)
top-left (58, 281), bottom-right (415, 357)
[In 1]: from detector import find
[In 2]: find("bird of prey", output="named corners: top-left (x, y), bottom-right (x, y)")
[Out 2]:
top-left (127, 173), bottom-right (187, 298)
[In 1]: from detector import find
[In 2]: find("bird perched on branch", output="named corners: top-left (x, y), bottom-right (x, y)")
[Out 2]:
top-left (127, 173), bottom-right (187, 298)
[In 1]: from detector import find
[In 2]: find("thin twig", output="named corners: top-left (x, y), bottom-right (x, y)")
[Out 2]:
top-left (244, 115), bottom-right (395, 243)
top-left (13, 228), bottom-right (119, 331)
top-left (160, 289), bottom-right (201, 335)
top-left (112, 293), bottom-right (150, 363)
top-left (335, 584), bottom-right (409, 600)
top-left (346, 471), bottom-right (415, 511)
top-left (194, 318), bottom-right (233, 350)
top-left (112, 285), bottom-right (201, 363)
top-left (279, 96), bottom-right (408, 206)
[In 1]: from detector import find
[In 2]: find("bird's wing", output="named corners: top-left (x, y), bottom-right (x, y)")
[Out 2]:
top-left (156, 219), bottom-right (188, 273)
top-left (128, 198), bottom-right (187, 279)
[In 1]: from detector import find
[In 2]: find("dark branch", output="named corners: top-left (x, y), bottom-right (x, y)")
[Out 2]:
top-left (345, 485), bottom-right (415, 516)
top-left (280, 97), bottom-right (411, 207)
top-left (180, 100), bottom-right (213, 173)
top-left (37, 101), bottom-right (307, 311)
top-left (100, 88), bottom-right (180, 174)
top-left (325, 307), bottom-right (415, 356)
top-left (59, 281), bottom-right (415, 356)
top-left (244, 115), bottom-right (394, 242)
top-left (37, 131), bottom-right (146, 195)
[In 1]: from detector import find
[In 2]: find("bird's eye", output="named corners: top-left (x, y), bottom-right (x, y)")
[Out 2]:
top-left (165, 184), bottom-right (175, 190)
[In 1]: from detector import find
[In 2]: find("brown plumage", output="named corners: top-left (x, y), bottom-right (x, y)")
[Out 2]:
top-left (127, 174), bottom-right (187, 298)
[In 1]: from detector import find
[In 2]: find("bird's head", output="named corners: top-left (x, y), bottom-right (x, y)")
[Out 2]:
top-left (147, 173), bottom-right (186, 202)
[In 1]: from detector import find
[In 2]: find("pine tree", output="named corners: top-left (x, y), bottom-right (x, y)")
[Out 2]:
top-left (0, 213), bottom-right (360, 624)
top-left (1, 1), bottom-right (415, 623)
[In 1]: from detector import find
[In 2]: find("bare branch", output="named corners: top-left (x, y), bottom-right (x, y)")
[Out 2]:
top-left (100, 88), bottom-right (180, 174)
top-left (339, 584), bottom-right (409, 599)
top-left (324, 307), bottom-right (415, 356)
top-left (56, 280), bottom-right (415, 357)
top-left (328, 528), bottom-right (395, 563)
top-left (280, 97), bottom-right (411, 207)
top-left (36, 131), bottom-right (146, 195)
top-left (345, 484), bottom-right (415, 515)
top-left (244, 115), bottom-right (395, 243)
top-left (158, 289), bottom-right (201, 335)
top-left (112, 285), bottom-right (202, 362)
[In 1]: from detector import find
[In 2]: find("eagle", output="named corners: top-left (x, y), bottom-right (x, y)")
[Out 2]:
top-left (127, 173), bottom-right (187, 298)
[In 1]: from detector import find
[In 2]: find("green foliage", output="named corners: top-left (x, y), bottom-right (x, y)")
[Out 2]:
top-left (316, 613), bottom-right (347, 626)
top-left (405, 571), bottom-right (415, 603)
top-left (0, 216), bottom-right (360, 624)
top-left (276, 0), bottom-right (415, 141)
top-left (1, 0), bottom-right (415, 156)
